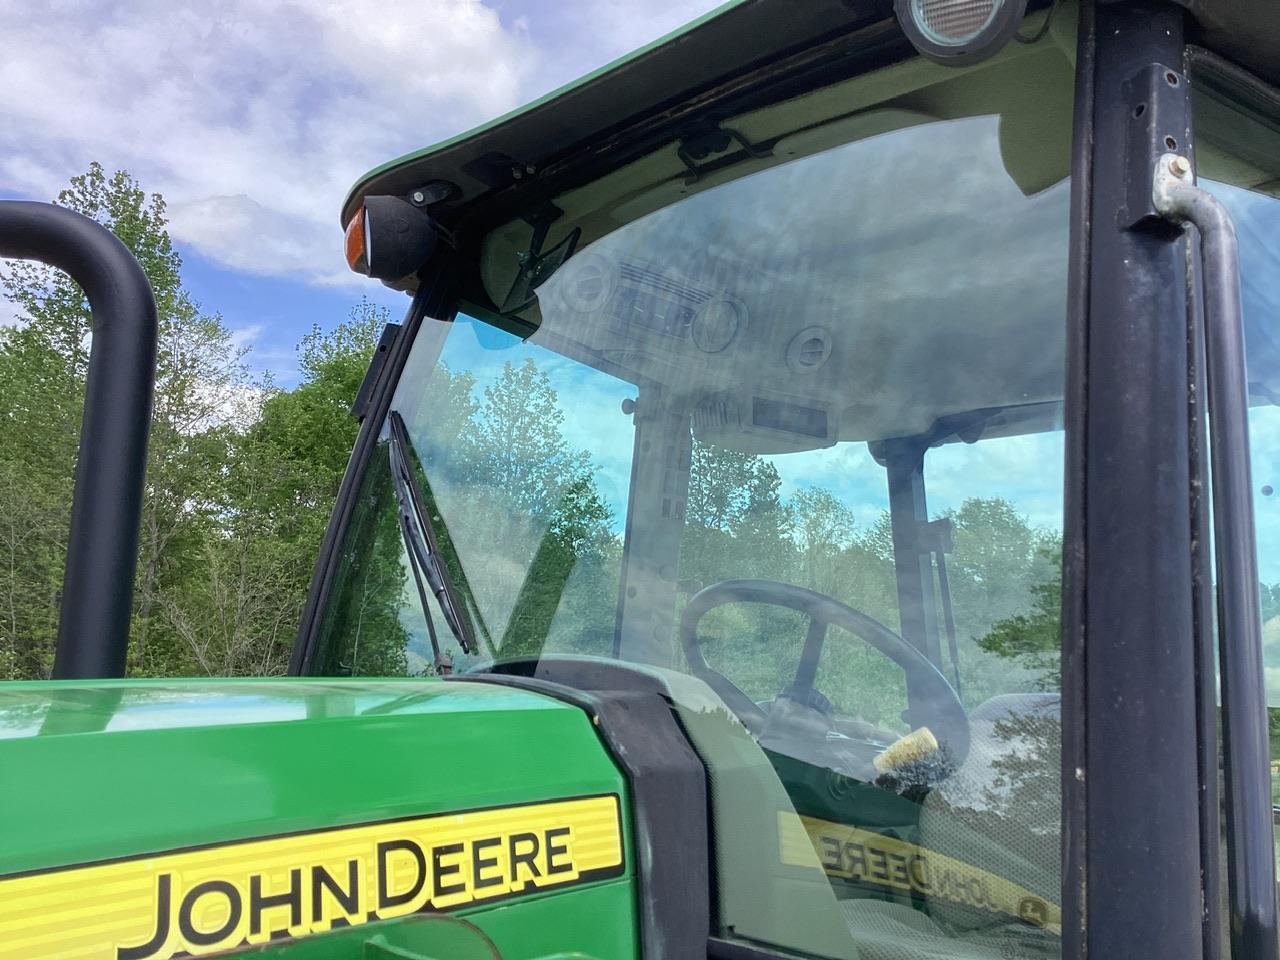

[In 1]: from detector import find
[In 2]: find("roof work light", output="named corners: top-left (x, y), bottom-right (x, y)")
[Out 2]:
top-left (894, 0), bottom-right (1030, 64)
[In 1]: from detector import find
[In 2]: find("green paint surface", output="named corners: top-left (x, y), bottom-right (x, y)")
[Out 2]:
top-left (0, 677), bottom-right (637, 959)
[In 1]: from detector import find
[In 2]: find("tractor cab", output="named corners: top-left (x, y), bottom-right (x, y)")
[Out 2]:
top-left (294, 0), bottom-right (1280, 957)
top-left (305, 12), bottom-right (1077, 957)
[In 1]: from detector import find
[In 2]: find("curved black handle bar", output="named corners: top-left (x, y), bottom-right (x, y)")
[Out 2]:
top-left (0, 202), bottom-right (157, 679)
top-left (1155, 158), bottom-right (1279, 960)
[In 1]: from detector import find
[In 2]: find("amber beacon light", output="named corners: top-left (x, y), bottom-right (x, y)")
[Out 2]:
top-left (344, 195), bottom-right (440, 281)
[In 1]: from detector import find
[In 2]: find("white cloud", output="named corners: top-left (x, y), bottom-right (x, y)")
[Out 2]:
top-left (0, 262), bottom-right (24, 328)
top-left (0, 0), bottom-right (723, 291)
top-left (517, 0), bottom-right (727, 78)
top-left (0, 0), bottom-right (536, 286)
top-left (228, 323), bottom-right (264, 352)
top-left (0, 297), bottom-right (22, 329)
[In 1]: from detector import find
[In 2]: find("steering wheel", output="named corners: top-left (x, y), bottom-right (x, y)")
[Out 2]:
top-left (678, 579), bottom-right (969, 768)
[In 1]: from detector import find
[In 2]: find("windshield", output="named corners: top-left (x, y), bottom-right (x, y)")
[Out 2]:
top-left (315, 42), bottom-right (1074, 960)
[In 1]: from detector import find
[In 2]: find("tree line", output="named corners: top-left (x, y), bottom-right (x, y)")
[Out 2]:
top-left (0, 164), bottom-right (383, 679)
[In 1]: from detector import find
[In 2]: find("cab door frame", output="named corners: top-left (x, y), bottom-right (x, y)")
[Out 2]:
top-left (1066, 4), bottom-right (1261, 958)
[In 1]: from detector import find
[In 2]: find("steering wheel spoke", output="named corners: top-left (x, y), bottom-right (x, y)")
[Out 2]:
top-left (792, 616), bottom-right (828, 701)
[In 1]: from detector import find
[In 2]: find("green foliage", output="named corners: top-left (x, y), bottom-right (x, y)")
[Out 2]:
top-left (166, 303), bottom-right (393, 677)
top-left (0, 164), bottom-right (388, 678)
top-left (975, 543), bottom-right (1063, 689)
top-left (318, 356), bottom-right (620, 673)
top-left (681, 486), bottom-right (1063, 728)
top-left (0, 163), bottom-right (254, 677)
top-left (312, 450), bottom-right (410, 678)
top-left (1262, 583), bottom-right (1280, 623)
top-left (368, 357), bottom-right (1071, 724)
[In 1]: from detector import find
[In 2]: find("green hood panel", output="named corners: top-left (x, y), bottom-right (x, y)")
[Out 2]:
top-left (0, 678), bottom-right (636, 960)
top-left (0, 677), bottom-right (626, 874)
top-left (0, 677), bottom-right (565, 742)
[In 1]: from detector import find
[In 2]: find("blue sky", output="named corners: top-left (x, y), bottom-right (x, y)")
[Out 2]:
top-left (0, 0), bottom-right (724, 385)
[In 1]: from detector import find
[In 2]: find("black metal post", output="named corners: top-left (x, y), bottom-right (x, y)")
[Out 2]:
top-left (881, 439), bottom-right (943, 669)
top-left (1081, 5), bottom-right (1205, 959)
top-left (291, 253), bottom-right (456, 674)
top-left (0, 202), bottom-right (157, 679)
top-left (1057, 2), bottom-right (1092, 954)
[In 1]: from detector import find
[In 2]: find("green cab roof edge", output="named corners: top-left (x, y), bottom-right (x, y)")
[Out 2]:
top-left (340, 0), bottom-right (1280, 232)
top-left (340, 0), bottom-right (745, 221)
top-left (339, 0), bottom-right (902, 228)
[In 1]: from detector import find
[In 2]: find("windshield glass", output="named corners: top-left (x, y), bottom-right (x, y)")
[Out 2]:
top-left (316, 42), bottom-right (1074, 960)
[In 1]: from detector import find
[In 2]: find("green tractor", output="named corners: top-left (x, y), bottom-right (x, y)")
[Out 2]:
top-left (3, 1), bottom-right (1280, 958)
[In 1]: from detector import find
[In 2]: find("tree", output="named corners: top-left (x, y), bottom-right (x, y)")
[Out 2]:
top-left (0, 164), bottom-right (403, 678)
top-left (683, 440), bottom-right (793, 586)
top-left (1260, 582), bottom-right (1280, 623)
top-left (975, 543), bottom-right (1063, 689)
top-left (792, 487), bottom-right (856, 596)
top-left (463, 358), bottom-right (595, 519)
top-left (940, 499), bottom-right (1060, 701)
top-left (0, 162), bottom-right (1079, 694)
top-left (457, 359), bottom-right (613, 658)
top-left (164, 301), bottom-right (395, 676)
top-left (0, 163), bottom-right (251, 678)
top-left (686, 441), bottom-right (774, 533)
top-left (311, 351), bottom-right (620, 672)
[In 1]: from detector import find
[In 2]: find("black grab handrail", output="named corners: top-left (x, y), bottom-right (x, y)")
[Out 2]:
top-left (1155, 155), bottom-right (1280, 960)
top-left (0, 201), bottom-right (157, 679)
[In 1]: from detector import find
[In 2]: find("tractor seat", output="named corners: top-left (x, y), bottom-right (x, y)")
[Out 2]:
top-left (843, 693), bottom-right (1062, 960)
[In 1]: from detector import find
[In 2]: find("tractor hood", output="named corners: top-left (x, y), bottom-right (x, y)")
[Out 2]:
top-left (0, 678), bottom-right (635, 960)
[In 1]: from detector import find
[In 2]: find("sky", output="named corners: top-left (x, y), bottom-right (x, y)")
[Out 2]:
top-left (0, 0), bottom-right (724, 385)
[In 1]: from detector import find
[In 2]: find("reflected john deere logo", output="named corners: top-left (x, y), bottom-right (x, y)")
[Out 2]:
top-left (1017, 895), bottom-right (1048, 927)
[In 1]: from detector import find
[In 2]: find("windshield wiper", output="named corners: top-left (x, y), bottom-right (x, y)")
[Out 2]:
top-left (386, 410), bottom-right (476, 673)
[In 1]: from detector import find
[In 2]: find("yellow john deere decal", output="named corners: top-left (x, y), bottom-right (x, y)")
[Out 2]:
top-left (0, 794), bottom-right (624, 960)
top-left (778, 812), bottom-right (1060, 934)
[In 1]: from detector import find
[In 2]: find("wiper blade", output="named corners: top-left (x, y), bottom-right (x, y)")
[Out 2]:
top-left (386, 410), bottom-right (476, 670)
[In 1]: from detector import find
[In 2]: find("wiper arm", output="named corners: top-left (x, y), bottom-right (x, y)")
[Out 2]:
top-left (386, 410), bottom-right (476, 671)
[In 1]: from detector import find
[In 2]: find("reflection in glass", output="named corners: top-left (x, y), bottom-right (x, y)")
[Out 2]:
top-left (319, 108), bottom-right (1069, 960)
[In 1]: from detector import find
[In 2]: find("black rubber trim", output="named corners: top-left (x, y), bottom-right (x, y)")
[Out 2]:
top-left (454, 661), bottom-right (710, 960)
top-left (290, 251), bottom-right (458, 675)
top-left (1058, 0), bottom-right (1092, 953)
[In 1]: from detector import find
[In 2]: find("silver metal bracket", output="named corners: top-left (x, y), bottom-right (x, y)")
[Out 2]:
top-left (1121, 63), bottom-right (1189, 226)
top-left (1154, 151), bottom-right (1219, 229)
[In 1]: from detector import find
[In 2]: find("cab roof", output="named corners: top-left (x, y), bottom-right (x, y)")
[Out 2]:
top-left (341, 0), bottom-right (1280, 236)
top-left (339, 0), bottom-right (903, 229)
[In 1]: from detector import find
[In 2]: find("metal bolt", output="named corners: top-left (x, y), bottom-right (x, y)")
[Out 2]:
top-left (1169, 155), bottom-right (1191, 178)
top-left (411, 190), bottom-right (425, 203)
